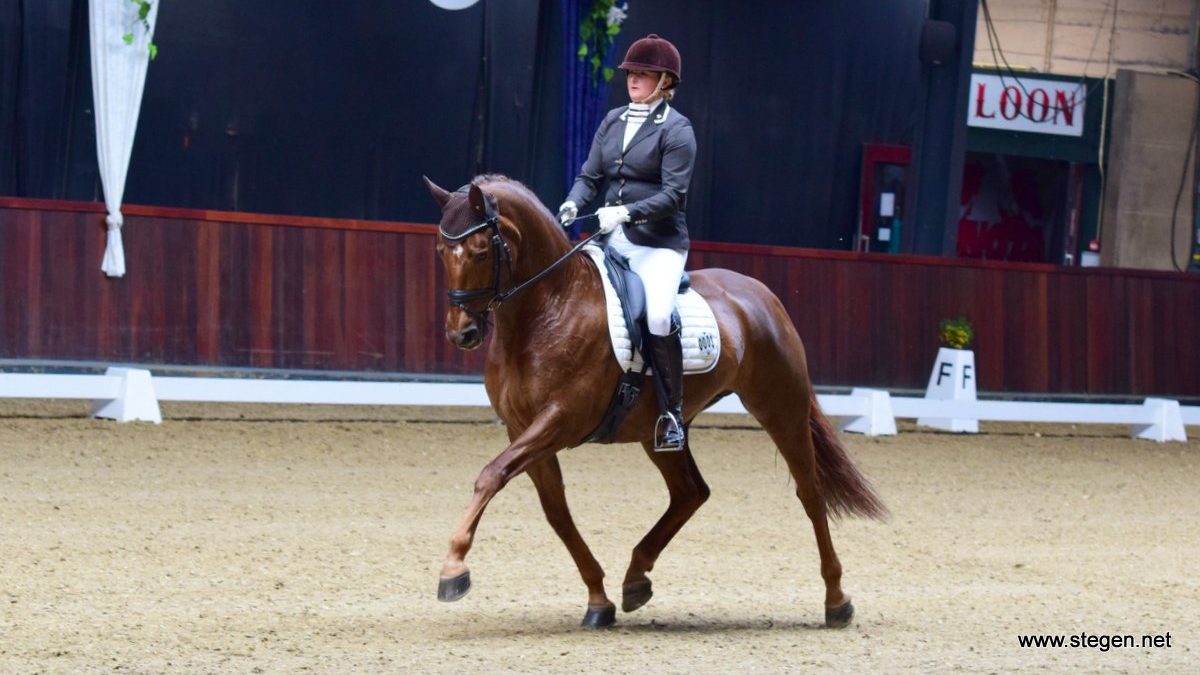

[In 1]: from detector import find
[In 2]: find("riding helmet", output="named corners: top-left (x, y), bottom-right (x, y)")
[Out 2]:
top-left (618, 34), bottom-right (681, 88)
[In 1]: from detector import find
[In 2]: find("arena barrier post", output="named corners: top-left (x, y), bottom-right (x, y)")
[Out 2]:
top-left (839, 388), bottom-right (898, 436)
top-left (90, 367), bottom-right (162, 424)
top-left (1132, 398), bottom-right (1187, 443)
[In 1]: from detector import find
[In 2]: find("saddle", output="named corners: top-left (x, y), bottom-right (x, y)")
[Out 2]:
top-left (581, 246), bottom-right (692, 445)
top-left (601, 246), bottom-right (690, 362)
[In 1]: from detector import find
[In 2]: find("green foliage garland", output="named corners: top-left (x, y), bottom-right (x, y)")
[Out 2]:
top-left (577, 1), bottom-right (627, 86)
top-left (121, 0), bottom-right (158, 60)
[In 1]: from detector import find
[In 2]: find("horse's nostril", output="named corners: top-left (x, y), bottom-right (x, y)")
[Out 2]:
top-left (461, 326), bottom-right (480, 344)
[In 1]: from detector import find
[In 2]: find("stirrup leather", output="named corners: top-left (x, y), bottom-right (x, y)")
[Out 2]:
top-left (654, 411), bottom-right (686, 451)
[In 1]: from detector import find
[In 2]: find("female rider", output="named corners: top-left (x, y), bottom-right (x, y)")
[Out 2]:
top-left (558, 34), bottom-right (696, 451)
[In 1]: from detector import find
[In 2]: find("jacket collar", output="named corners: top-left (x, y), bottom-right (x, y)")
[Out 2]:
top-left (620, 101), bottom-right (670, 155)
top-left (619, 100), bottom-right (670, 124)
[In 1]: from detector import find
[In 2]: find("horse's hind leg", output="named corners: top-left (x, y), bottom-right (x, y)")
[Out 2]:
top-left (622, 431), bottom-right (710, 613)
top-left (738, 385), bottom-right (854, 627)
top-left (525, 457), bottom-right (615, 628)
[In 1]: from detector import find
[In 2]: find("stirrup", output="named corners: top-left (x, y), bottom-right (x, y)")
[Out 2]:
top-left (654, 412), bottom-right (686, 452)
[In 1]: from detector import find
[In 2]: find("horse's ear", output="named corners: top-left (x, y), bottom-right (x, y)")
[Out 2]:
top-left (468, 183), bottom-right (498, 218)
top-left (423, 176), bottom-right (452, 209)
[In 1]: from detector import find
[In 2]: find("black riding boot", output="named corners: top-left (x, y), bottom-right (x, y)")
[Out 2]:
top-left (648, 328), bottom-right (685, 451)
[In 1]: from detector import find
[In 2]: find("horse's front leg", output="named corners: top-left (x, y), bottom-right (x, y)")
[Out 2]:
top-left (437, 405), bottom-right (572, 603)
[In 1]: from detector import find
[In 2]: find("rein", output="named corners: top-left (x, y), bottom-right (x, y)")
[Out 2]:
top-left (493, 220), bottom-right (601, 306)
top-left (440, 201), bottom-right (601, 328)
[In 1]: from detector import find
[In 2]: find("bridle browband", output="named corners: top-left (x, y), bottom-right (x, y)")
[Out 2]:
top-left (439, 185), bottom-right (601, 332)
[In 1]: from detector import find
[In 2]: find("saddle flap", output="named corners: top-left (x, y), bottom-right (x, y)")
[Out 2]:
top-left (603, 246), bottom-right (646, 322)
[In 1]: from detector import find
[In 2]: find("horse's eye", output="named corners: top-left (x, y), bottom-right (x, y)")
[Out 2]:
top-left (473, 249), bottom-right (488, 262)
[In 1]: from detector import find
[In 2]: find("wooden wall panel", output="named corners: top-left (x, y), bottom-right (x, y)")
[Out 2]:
top-left (195, 220), bottom-right (220, 361)
top-left (1, 199), bottom-right (1197, 396)
top-left (687, 240), bottom-right (1199, 397)
top-left (402, 232), bottom-right (438, 373)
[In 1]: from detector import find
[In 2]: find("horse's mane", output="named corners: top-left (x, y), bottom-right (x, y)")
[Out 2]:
top-left (472, 174), bottom-right (568, 244)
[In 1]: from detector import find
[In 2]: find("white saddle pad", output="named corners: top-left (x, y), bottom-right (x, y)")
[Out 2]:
top-left (581, 245), bottom-right (720, 375)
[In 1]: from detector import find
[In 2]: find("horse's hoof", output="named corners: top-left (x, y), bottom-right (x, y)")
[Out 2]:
top-left (580, 603), bottom-right (616, 629)
top-left (437, 570), bottom-right (471, 602)
top-left (621, 579), bottom-right (653, 613)
top-left (825, 600), bottom-right (854, 628)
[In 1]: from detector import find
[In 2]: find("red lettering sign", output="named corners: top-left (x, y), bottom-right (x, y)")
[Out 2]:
top-left (968, 74), bottom-right (1085, 137)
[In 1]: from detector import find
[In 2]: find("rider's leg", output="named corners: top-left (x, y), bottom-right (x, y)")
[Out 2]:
top-left (610, 230), bottom-right (688, 450)
top-left (647, 325), bottom-right (685, 449)
top-left (606, 227), bottom-right (687, 335)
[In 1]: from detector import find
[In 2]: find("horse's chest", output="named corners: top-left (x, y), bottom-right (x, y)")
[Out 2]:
top-left (486, 349), bottom-right (581, 421)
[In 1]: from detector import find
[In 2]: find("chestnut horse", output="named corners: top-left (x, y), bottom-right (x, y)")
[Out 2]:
top-left (424, 175), bottom-right (886, 629)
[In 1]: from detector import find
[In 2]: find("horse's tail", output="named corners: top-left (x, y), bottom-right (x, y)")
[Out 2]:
top-left (809, 393), bottom-right (889, 521)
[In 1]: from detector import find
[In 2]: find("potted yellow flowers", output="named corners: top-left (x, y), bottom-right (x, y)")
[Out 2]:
top-left (917, 317), bottom-right (978, 432)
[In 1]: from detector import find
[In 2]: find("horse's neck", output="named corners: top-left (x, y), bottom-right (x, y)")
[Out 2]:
top-left (490, 191), bottom-right (592, 340)
top-left (513, 225), bottom-right (572, 278)
top-left (493, 253), bottom-right (593, 338)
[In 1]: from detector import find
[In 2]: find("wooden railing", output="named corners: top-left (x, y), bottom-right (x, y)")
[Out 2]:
top-left (3, 198), bottom-right (1198, 397)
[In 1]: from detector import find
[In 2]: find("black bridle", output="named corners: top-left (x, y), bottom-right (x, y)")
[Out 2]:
top-left (439, 189), bottom-right (601, 331)
top-left (439, 195), bottom-right (514, 326)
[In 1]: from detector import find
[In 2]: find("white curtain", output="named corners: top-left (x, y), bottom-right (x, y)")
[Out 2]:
top-left (89, 0), bottom-right (158, 278)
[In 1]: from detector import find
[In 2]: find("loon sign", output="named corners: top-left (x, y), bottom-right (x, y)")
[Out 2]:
top-left (967, 73), bottom-right (1086, 137)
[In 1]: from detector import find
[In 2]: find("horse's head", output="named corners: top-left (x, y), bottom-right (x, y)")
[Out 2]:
top-left (424, 176), bottom-right (525, 350)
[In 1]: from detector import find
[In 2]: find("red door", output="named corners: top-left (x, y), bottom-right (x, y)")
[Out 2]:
top-left (858, 144), bottom-right (911, 253)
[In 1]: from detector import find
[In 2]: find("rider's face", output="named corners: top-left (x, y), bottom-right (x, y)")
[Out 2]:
top-left (626, 70), bottom-right (667, 103)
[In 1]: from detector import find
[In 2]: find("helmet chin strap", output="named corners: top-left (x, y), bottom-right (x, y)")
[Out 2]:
top-left (635, 72), bottom-right (669, 104)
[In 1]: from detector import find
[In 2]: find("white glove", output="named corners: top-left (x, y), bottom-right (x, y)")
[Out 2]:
top-left (596, 205), bottom-right (630, 234)
top-left (557, 200), bottom-right (578, 226)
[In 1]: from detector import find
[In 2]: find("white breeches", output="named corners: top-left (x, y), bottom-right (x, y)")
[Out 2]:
top-left (608, 226), bottom-right (688, 336)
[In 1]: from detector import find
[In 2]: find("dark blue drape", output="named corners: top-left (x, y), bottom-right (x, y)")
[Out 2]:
top-left (561, 0), bottom-right (620, 237)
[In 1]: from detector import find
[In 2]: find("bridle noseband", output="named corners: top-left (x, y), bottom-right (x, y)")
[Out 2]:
top-left (439, 186), bottom-right (601, 334)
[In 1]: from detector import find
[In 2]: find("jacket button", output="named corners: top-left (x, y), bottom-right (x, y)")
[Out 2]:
top-left (616, 159), bottom-right (623, 165)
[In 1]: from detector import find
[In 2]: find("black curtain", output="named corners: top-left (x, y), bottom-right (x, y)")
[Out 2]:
top-left (0, 0), bottom-right (83, 199)
top-left (602, 0), bottom-right (926, 248)
top-left (124, 0), bottom-right (524, 225)
top-left (4, 1), bottom-right (926, 250)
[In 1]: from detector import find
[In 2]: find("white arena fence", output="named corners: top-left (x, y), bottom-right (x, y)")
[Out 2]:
top-left (1, 368), bottom-right (1196, 443)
